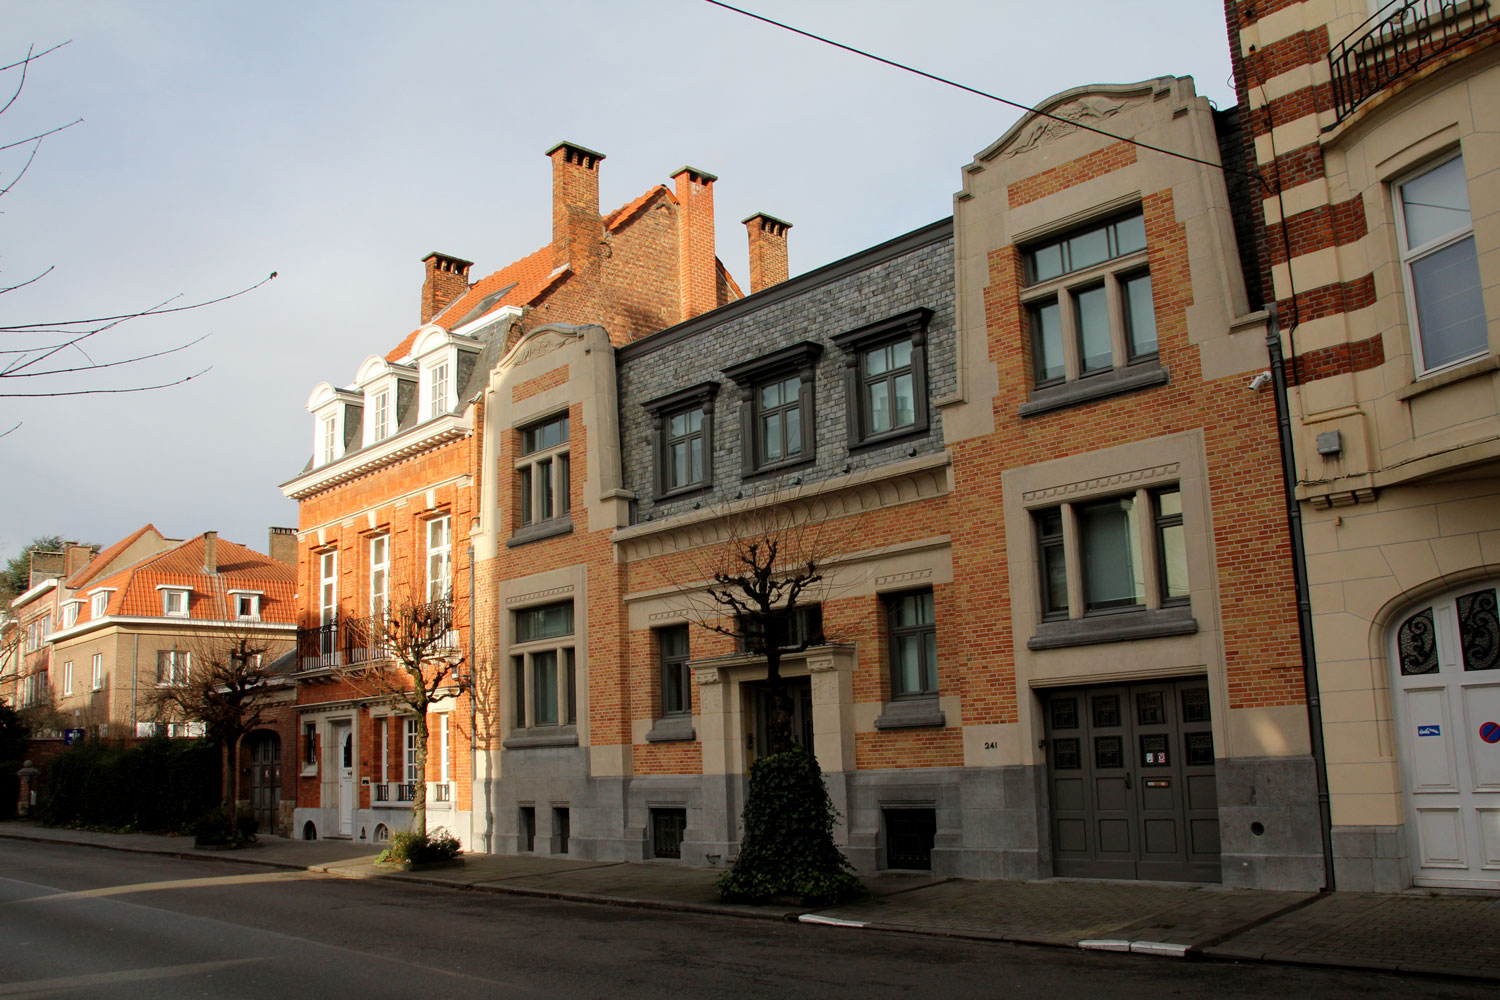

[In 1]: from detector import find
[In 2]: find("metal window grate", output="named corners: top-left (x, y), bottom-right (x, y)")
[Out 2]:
top-left (650, 808), bottom-right (687, 859)
top-left (883, 808), bottom-right (936, 870)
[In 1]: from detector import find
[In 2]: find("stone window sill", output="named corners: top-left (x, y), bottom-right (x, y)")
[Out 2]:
top-left (1019, 363), bottom-right (1169, 418)
top-left (645, 715), bottom-right (696, 743)
top-left (502, 724), bottom-right (579, 749)
top-left (507, 517), bottom-right (574, 548)
top-left (873, 696), bottom-right (946, 730)
top-left (1395, 353), bottom-right (1498, 401)
top-left (1027, 605), bottom-right (1197, 650)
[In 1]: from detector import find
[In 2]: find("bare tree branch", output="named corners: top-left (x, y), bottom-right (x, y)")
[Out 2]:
top-left (0, 332), bottom-right (210, 379)
top-left (0, 272), bottom-right (276, 333)
top-left (0, 366), bottom-right (211, 398)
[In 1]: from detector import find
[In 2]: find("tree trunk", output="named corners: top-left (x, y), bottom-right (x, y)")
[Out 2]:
top-left (412, 713), bottom-right (428, 836)
top-left (764, 648), bottom-right (795, 755)
top-left (224, 732), bottom-right (243, 810)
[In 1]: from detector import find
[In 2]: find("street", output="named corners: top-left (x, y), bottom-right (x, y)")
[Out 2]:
top-left (0, 839), bottom-right (1490, 999)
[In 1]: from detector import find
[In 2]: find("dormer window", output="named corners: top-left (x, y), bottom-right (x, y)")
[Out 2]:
top-left (354, 356), bottom-right (417, 448)
top-left (428, 360), bottom-right (450, 419)
top-left (90, 590), bottom-right (113, 619)
top-left (159, 586), bottom-right (191, 617)
top-left (371, 390), bottom-right (390, 442)
top-left (63, 600), bottom-right (82, 628)
top-left (307, 382), bottom-right (362, 467)
top-left (321, 414), bottom-right (338, 464)
top-left (229, 590), bottom-right (262, 621)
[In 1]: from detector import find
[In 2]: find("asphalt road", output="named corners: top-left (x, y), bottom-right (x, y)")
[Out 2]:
top-left (0, 838), bottom-right (1490, 999)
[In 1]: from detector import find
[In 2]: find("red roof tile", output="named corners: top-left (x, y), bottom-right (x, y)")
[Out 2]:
top-left (80, 534), bottom-right (295, 626)
top-left (66, 524), bottom-right (163, 590)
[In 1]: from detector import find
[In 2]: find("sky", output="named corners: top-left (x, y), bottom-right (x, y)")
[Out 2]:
top-left (0, 0), bottom-right (1237, 567)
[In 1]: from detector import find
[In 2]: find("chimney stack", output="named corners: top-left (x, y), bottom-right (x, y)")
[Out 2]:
top-left (673, 166), bottom-right (718, 321)
top-left (268, 527), bottom-right (297, 566)
top-left (64, 543), bottom-right (96, 579)
top-left (421, 252), bottom-right (473, 325)
top-left (744, 213), bottom-right (792, 294)
top-left (202, 531), bottom-right (218, 574)
top-left (547, 141), bottom-right (605, 273)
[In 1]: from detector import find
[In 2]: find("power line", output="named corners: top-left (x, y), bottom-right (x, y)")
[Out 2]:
top-left (701, 0), bottom-right (1266, 188)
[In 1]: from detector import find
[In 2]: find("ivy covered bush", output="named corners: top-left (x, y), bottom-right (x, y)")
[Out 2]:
top-left (717, 747), bottom-right (864, 906)
top-left (37, 738), bottom-right (219, 832)
top-left (378, 827), bottom-right (462, 866)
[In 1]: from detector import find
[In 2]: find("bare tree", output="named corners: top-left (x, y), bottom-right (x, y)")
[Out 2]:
top-left (322, 589), bottom-right (466, 836)
top-left (0, 42), bottom-right (275, 423)
top-left (147, 631), bottom-right (281, 809)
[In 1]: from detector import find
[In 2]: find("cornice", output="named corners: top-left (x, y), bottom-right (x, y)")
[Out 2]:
top-left (281, 413), bottom-right (472, 500)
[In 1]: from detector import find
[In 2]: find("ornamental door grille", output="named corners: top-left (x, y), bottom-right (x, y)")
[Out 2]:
top-left (1392, 581), bottom-right (1500, 889)
top-left (247, 731), bottom-right (281, 836)
top-left (1044, 678), bottom-right (1219, 882)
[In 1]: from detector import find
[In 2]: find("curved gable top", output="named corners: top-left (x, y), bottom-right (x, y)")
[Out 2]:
top-left (974, 77), bottom-right (1176, 164)
top-left (411, 325), bottom-right (473, 360)
top-left (355, 355), bottom-right (391, 385)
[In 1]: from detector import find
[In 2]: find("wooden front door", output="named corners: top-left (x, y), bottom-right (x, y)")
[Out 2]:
top-left (246, 731), bottom-right (280, 836)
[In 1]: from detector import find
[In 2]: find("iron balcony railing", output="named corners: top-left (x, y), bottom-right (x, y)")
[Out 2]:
top-left (1329, 0), bottom-right (1497, 121)
top-left (433, 782), bottom-right (451, 803)
top-left (296, 600), bottom-right (457, 673)
top-left (372, 781), bottom-right (417, 804)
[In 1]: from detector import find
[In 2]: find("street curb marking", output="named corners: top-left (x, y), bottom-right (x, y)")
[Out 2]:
top-left (798, 914), bottom-right (867, 927)
top-left (1129, 941), bottom-right (1191, 957)
top-left (1078, 939), bottom-right (1132, 952)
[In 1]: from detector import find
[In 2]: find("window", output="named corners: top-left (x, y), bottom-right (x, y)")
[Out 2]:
top-left (62, 661), bottom-right (73, 697)
top-left (517, 413), bottom-right (570, 531)
top-left (371, 389), bottom-right (391, 442)
top-left (439, 713), bottom-right (450, 785)
top-left (1020, 211), bottom-right (1164, 413)
top-left (321, 413), bottom-right (337, 465)
top-left (304, 722), bottom-right (317, 766)
top-left (1395, 153), bottom-right (1488, 374)
top-left (24, 615), bottom-right (49, 652)
top-left (426, 516), bottom-right (451, 602)
top-left (90, 591), bottom-right (110, 619)
top-left (405, 718), bottom-right (420, 782)
top-left (650, 807), bottom-right (687, 859)
top-left (887, 590), bottom-right (937, 697)
top-left (369, 535), bottom-right (389, 618)
top-left (659, 625), bottom-right (691, 716)
top-left (91, 653), bottom-right (103, 691)
top-left (735, 603), bottom-right (824, 653)
top-left (63, 601), bottom-right (80, 628)
top-left (161, 588), bottom-right (189, 617)
top-left (157, 649), bottom-right (190, 687)
top-left (512, 601), bottom-right (576, 729)
top-left (832, 308), bottom-right (933, 446)
top-left (1031, 484), bottom-right (1191, 632)
top-left (319, 551), bottom-right (337, 626)
top-left (428, 360), bottom-right (450, 419)
top-left (724, 342), bottom-right (822, 475)
top-left (645, 383), bottom-right (719, 497)
top-left (230, 591), bottom-right (261, 621)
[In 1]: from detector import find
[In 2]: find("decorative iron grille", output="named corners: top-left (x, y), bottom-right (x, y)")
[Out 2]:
top-left (1329, 0), bottom-right (1497, 122)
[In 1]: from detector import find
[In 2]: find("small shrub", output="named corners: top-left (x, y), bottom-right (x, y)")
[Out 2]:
top-left (193, 805), bottom-right (258, 848)
top-left (717, 746), bottom-right (864, 907)
top-left (377, 827), bottom-right (462, 865)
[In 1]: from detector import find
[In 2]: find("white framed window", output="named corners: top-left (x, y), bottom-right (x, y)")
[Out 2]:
top-left (91, 653), bottom-right (103, 691)
top-left (319, 551), bottom-right (338, 626)
top-left (229, 591), bottom-right (262, 621)
top-left (62, 660), bottom-right (73, 697)
top-left (1395, 152), bottom-right (1488, 374)
top-left (160, 587), bottom-right (190, 617)
top-left (405, 717), bottom-right (420, 783)
top-left (439, 713), bottom-right (450, 784)
top-left (371, 389), bottom-right (391, 443)
top-left (428, 360), bottom-right (450, 419)
top-left (90, 590), bottom-right (112, 619)
top-left (321, 413), bottom-right (338, 465)
top-left (426, 516), bottom-right (451, 602)
top-left (156, 649), bottom-right (190, 687)
top-left (62, 601), bottom-right (81, 628)
top-left (369, 535), bottom-right (389, 618)
top-left (380, 718), bottom-right (390, 784)
top-left (24, 615), bottom-right (49, 652)
top-left (511, 601), bottom-right (577, 729)
top-left (517, 413), bottom-right (570, 531)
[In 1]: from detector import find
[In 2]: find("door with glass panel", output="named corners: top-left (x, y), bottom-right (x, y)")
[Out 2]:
top-left (1045, 679), bottom-right (1219, 881)
top-left (1391, 580), bottom-right (1500, 889)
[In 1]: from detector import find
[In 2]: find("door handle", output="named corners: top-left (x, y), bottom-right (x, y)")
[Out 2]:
top-left (1125, 771), bottom-right (1133, 790)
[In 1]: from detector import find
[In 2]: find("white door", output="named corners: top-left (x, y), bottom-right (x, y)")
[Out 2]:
top-left (1392, 581), bottom-right (1500, 889)
top-left (331, 720), bottom-right (355, 837)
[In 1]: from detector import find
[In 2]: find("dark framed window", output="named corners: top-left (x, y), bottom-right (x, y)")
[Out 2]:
top-left (650, 807), bottom-right (687, 859)
top-left (659, 625), bottom-right (691, 716)
top-left (1153, 487), bottom-right (1188, 605)
top-left (1035, 507), bottom-right (1068, 620)
top-left (736, 603), bottom-right (824, 654)
top-left (723, 342), bottom-right (822, 476)
top-left (512, 601), bottom-right (576, 729)
top-left (518, 412), bottom-right (570, 528)
top-left (644, 382), bottom-right (718, 498)
top-left (1121, 271), bottom-right (1158, 358)
top-left (1029, 299), bottom-right (1064, 385)
top-left (832, 308), bottom-right (933, 447)
top-left (1078, 495), bottom-right (1145, 612)
top-left (1025, 211), bottom-right (1146, 283)
top-left (303, 722), bottom-right (317, 766)
top-left (887, 589), bottom-right (937, 697)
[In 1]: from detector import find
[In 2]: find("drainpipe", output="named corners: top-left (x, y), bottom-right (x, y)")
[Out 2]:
top-left (131, 633), bottom-right (140, 736)
top-left (468, 542), bottom-right (484, 853)
top-left (1266, 304), bottom-right (1336, 891)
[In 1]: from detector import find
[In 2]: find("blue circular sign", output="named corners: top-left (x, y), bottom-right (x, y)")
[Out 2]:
top-left (1481, 721), bottom-right (1500, 745)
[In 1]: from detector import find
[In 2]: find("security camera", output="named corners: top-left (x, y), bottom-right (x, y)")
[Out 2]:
top-left (1248, 371), bottom-right (1273, 392)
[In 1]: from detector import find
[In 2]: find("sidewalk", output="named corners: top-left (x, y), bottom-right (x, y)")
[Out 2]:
top-left (5, 820), bottom-right (1499, 982)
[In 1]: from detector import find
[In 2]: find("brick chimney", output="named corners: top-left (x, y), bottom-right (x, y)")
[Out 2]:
top-left (202, 531), bottom-right (218, 574)
top-left (64, 543), bottom-right (96, 578)
top-left (268, 527), bottom-right (296, 566)
top-left (421, 252), bottom-right (473, 325)
top-left (744, 213), bottom-right (792, 294)
top-left (547, 141), bottom-right (605, 273)
top-left (673, 166), bottom-right (718, 321)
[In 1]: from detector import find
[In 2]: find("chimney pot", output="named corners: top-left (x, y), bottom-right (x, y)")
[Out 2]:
top-left (421, 252), bottom-right (473, 325)
top-left (268, 527), bottom-right (296, 566)
top-left (743, 213), bottom-right (793, 293)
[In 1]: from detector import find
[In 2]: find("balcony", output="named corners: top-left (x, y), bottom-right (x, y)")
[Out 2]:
top-left (296, 600), bottom-right (457, 673)
top-left (1330, 0), bottom-right (1497, 122)
top-left (372, 781), bottom-right (416, 804)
